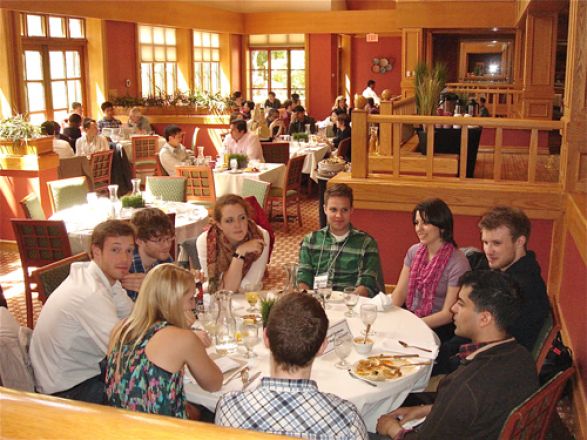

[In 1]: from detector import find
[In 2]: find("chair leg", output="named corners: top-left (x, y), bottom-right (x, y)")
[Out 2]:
top-left (282, 195), bottom-right (288, 233)
top-left (24, 283), bottom-right (34, 329)
top-left (297, 194), bottom-right (302, 227)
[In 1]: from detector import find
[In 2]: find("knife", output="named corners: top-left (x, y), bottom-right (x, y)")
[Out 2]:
top-left (348, 370), bottom-right (378, 387)
top-left (243, 371), bottom-right (261, 390)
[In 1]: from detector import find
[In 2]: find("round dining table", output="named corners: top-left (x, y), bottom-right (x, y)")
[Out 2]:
top-left (184, 294), bottom-right (440, 432)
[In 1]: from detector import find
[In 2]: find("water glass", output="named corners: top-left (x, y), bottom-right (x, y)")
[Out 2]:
top-left (334, 334), bottom-right (353, 369)
top-left (343, 287), bottom-right (359, 317)
top-left (360, 304), bottom-right (378, 336)
top-left (317, 285), bottom-right (332, 309)
top-left (243, 323), bottom-right (259, 358)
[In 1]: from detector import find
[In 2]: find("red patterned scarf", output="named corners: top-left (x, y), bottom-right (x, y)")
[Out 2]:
top-left (206, 219), bottom-right (263, 293)
top-left (406, 242), bottom-right (455, 317)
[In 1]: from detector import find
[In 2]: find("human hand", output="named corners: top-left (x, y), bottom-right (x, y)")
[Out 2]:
top-left (121, 273), bottom-right (146, 292)
top-left (376, 413), bottom-right (404, 438)
top-left (194, 330), bottom-right (212, 348)
top-left (236, 239), bottom-right (264, 256)
top-left (388, 405), bottom-right (432, 426)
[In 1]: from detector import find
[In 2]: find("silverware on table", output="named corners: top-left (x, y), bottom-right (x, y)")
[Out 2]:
top-left (347, 369), bottom-right (378, 387)
top-left (243, 371), bottom-right (261, 390)
top-left (223, 365), bottom-right (248, 386)
top-left (398, 340), bottom-right (433, 353)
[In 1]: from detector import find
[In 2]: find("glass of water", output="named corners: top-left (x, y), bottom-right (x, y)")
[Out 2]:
top-left (343, 287), bottom-right (359, 317)
top-left (334, 333), bottom-right (353, 369)
top-left (360, 304), bottom-right (378, 336)
top-left (243, 323), bottom-right (259, 358)
top-left (318, 285), bottom-right (332, 309)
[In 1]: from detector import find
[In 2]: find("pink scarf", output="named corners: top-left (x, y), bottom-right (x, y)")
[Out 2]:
top-left (406, 242), bottom-right (455, 317)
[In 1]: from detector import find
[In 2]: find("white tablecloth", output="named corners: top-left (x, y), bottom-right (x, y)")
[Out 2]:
top-left (185, 294), bottom-right (439, 432)
top-left (289, 142), bottom-right (330, 182)
top-left (118, 136), bottom-right (166, 162)
top-left (213, 163), bottom-right (285, 197)
top-left (50, 200), bottom-right (209, 254)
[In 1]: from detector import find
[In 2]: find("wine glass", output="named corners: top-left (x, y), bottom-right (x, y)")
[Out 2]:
top-left (317, 285), bottom-right (332, 309)
top-left (245, 290), bottom-right (260, 313)
top-left (360, 304), bottom-right (378, 337)
top-left (343, 287), bottom-right (359, 318)
top-left (243, 323), bottom-right (258, 358)
top-left (334, 333), bottom-right (353, 369)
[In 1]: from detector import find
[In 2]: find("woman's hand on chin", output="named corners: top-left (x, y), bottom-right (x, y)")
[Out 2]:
top-left (236, 238), bottom-right (264, 256)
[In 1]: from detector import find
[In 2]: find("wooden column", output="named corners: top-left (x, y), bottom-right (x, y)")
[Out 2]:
top-left (378, 100), bottom-right (392, 156)
top-left (86, 18), bottom-right (108, 119)
top-left (351, 108), bottom-right (367, 178)
top-left (400, 28), bottom-right (423, 98)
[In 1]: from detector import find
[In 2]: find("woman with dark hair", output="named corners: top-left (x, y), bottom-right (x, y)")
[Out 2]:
top-left (391, 199), bottom-right (470, 340)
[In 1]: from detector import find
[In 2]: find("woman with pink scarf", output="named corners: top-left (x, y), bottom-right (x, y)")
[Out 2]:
top-left (391, 199), bottom-right (470, 342)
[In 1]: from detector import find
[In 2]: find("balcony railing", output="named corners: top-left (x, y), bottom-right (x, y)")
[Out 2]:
top-left (446, 82), bottom-right (522, 118)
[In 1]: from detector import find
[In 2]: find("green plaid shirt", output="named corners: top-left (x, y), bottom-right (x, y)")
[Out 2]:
top-left (297, 225), bottom-right (384, 297)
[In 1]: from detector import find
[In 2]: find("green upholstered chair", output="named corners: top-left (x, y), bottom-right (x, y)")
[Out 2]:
top-left (145, 176), bottom-right (187, 202)
top-left (268, 154), bottom-right (305, 232)
top-left (32, 252), bottom-right (90, 303)
top-left (242, 178), bottom-right (270, 211)
top-left (46, 176), bottom-right (89, 213)
top-left (20, 192), bottom-right (46, 220)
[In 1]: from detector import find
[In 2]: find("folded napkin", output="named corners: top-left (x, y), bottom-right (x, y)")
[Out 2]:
top-left (214, 357), bottom-right (242, 374)
top-left (358, 292), bottom-right (392, 312)
top-left (381, 339), bottom-right (438, 360)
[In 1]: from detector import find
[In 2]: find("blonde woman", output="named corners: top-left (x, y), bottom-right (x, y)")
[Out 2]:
top-left (332, 95), bottom-right (349, 115)
top-left (105, 264), bottom-right (222, 418)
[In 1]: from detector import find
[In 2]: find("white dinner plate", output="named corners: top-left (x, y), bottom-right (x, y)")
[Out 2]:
top-left (351, 355), bottom-right (420, 382)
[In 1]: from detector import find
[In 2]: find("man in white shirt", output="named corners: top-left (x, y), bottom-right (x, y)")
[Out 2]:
top-left (222, 119), bottom-right (264, 162)
top-left (41, 121), bottom-right (74, 158)
top-left (362, 79), bottom-right (381, 106)
top-left (30, 220), bottom-right (135, 404)
top-left (158, 124), bottom-right (190, 176)
top-left (75, 119), bottom-right (109, 157)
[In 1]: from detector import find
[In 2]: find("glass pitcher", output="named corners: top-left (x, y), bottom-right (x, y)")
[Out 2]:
top-left (196, 146), bottom-right (205, 165)
top-left (130, 178), bottom-right (141, 197)
top-left (214, 290), bottom-right (237, 355)
top-left (107, 184), bottom-right (120, 219)
top-left (283, 263), bottom-right (299, 294)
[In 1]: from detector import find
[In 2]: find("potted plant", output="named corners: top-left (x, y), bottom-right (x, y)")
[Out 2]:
top-left (260, 297), bottom-right (276, 328)
top-left (414, 63), bottom-right (447, 152)
top-left (228, 153), bottom-right (248, 169)
top-left (0, 115), bottom-right (52, 156)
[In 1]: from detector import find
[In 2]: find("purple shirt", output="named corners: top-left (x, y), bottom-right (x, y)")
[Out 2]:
top-left (404, 244), bottom-right (471, 314)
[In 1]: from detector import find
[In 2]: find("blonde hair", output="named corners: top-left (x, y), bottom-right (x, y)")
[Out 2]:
top-left (129, 107), bottom-right (142, 117)
top-left (332, 95), bottom-right (346, 110)
top-left (108, 264), bottom-right (194, 370)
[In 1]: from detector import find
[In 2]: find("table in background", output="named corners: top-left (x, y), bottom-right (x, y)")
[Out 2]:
top-left (289, 142), bottom-right (330, 182)
top-left (213, 163), bottom-right (285, 197)
top-left (50, 200), bottom-right (209, 254)
top-left (185, 295), bottom-right (439, 432)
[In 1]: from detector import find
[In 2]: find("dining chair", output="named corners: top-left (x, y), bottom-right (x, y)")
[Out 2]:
top-left (242, 178), bottom-right (271, 212)
top-left (261, 142), bottom-right (290, 165)
top-left (498, 367), bottom-right (575, 440)
top-left (176, 166), bottom-right (216, 211)
top-left (20, 192), bottom-right (46, 220)
top-left (337, 137), bottom-right (351, 162)
top-left (131, 135), bottom-right (159, 183)
top-left (155, 153), bottom-right (168, 176)
top-left (11, 219), bottom-right (72, 328)
top-left (531, 305), bottom-right (560, 373)
top-left (145, 176), bottom-right (187, 202)
top-left (267, 154), bottom-right (305, 232)
top-left (32, 252), bottom-right (90, 304)
top-left (46, 176), bottom-right (89, 214)
top-left (89, 149), bottom-right (114, 193)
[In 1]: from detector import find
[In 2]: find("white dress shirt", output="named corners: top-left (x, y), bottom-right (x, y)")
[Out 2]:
top-left (75, 134), bottom-right (109, 157)
top-left (222, 131), bottom-right (264, 162)
top-left (30, 261), bottom-right (133, 394)
top-left (362, 86), bottom-right (381, 106)
top-left (159, 142), bottom-right (189, 176)
top-left (196, 226), bottom-right (270, 290)
top-left (53, 138), bottom-right (74, 158)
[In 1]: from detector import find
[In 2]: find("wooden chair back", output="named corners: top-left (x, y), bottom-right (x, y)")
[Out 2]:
top-left (20, 192), bottom-right (45, 220)
top-left (46, 176), bottom-right (89, 214)
top-left (32, 252), bottom-right (90, 303)
top-left (531, 305), bottom-right (561, 373)
top-left (337, 137), bottom-right (351, 162)
top-left (155, 153), bottom-right (168, 176)
top-left (176, 166), bottom-right (216, 204)
top-left (131, 135), bottom-right (159, 181)
top-left (89, 149), bottom-right (114, 192)
top-left (283, 154), bottom-right (306, 191)
top-left (11, 219), bottom-right (72, 327)
top-left (498, 367), bottom-right (575, 440)
top-left (261, 142), bottom-right (290, 164)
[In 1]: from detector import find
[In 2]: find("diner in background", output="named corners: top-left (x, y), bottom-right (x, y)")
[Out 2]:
top-left (290, 93), bottom-right (301, 107)
top-left (126, 107), bottom-right (151, 134)
top-left (362, 79), bottom-right (381, 106)
top-left (97, 101), bottom-right (122, 132)
top-left (75, 118), bottom-right (109, 157)
top-left (317, 109), bottom-right (340, 138)
top-left (221, 119), bottom-right (264, 162)
top-left (29, 220), bottom-right (136, 404)
top-left (298, 183), bottom-right (384, 297)
top-left (41, 120), bottom-right (74, 158)
top-left (106, 264), bottom-right (222, 419)
top-left (391, 198), bottom-right (470, 342)
top-left (266, 108), bottom-right (285, 139)
top-left (159, 125), bottom-right (190, 176)
top-left (122, 208), bottom-right (174, 301)
top-left (63, 113), bottom-right (82, 152)
top-left (241, 100), bottom-right (255, 121)
top-left (231, 91), bottom-right (244, 112)
top-left (324, 114), bottom-right (352, 161)
top-left (196, 194), bottom-right (270, 292)
top-left (216, 292), bottom-right (368, 439)
top-left (288, 105), bottom-right (317, 135)
top-left (376, 270), bottom-right (538, 439)
top-left (281, 99), bottom-right (294, 128)
top-left (332, 95), bottom-right (349, 115)
top-left (264, 91), bottom-right (281, 110)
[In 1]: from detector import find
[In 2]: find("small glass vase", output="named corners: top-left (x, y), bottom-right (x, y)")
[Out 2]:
top-left (107, 184), bottom-right (121, 219)
top-left (215, 290), bottom-right (237, 355)
top-left (283, 263), bottom-right (299, 294)
top-left (130, 178), bottom-right (141, 197)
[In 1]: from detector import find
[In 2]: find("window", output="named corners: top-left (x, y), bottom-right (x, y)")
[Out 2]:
top-left (139, 25), bottom-right (177, 97)
top-left (20, 14), bottom-right (86, 125)
top-left (193, 31), bottom-right (220, 94)
top-left (248, 34), bottom-right (305, 106)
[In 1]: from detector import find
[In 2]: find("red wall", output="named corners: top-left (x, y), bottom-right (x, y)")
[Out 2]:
top-left (352, 208), bottom-right (553, 284)
top-left (105, 21), bottom-right (138, 98)
top-left (559, 232), bottom-right (587, 386)
top-left (351, 36), bottom-right (402, 102)
top-left (308, 34), bottom-right (338, 120)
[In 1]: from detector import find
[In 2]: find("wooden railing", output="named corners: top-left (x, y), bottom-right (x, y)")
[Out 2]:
top-left (379, 96), bottom-right (417, 153)
top-left (445, 83), bottom-right (522, 118)
top-left (0, 387), bottom-right (286, 439)
top-left (351, 110), bottom-right (563, 184)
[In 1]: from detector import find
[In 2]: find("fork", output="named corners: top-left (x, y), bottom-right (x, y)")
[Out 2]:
top-left (398, 340), bottom-right (433, 353)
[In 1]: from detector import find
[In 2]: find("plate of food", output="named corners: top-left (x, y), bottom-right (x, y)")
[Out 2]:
top-left (351, 354), bottom-right (422, 381)
top-left (329, 291), bottom-right (345, 303)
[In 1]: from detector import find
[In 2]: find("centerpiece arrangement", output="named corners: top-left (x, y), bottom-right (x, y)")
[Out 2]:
top-left (0, 115), bottom-right (51, 156)
top-left (292, 132), bottom-right (309, 143)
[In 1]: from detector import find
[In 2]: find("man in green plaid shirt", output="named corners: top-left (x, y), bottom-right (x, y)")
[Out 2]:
top-left (297, 183), bottom-right (384, 297)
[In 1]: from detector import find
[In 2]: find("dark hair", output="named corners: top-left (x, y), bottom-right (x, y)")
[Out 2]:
top-left (367, 80), bottom-right (376, 87)
top-left (412, 198), bottom-right (457, 247)
top-left (82, 118), bottom-right (96, 130)
top-left (324, 183), bottom-right (353, 207)
top-left (71, 102), bottom-right (82, 110)
top-left (41, 121), bottom-right (58, 136)
top-left (283, 99), bottom-right (293, 109)
top-left (337, 114), bottom-right (350, 127)
top-left (291, 93), bottom-right (300, 101)
top-left (267, 108), bottom-right (279, 118)
top-left (213, 194), bottom-right (251, 223)
top-left (69, 113), bottom-right (82, 124)
top-left (293, 105), bottom-right (305, 113)
top-left (90, 220), bottom-right (135, 258)
top-left (232, 91), bottom-right (242, 99)
top-left (164, 125), bottom-right (182, 141)
top-left (366, 97), bottom-right (375, 106)
top-left (244, 100), bottom-right (255, 111)
top-left (480, 97), bottom-right (487, 104)
top-left (268, 91), bottom-right (276, 97)
top-left (230, 119), bottom-right (247, 133)
top-left (334, 108), bottom-right (347, 116)
top-left (131, 208), bottom-right (173, 241)
top-left (100, 101), bottom-right (114, 112)
top-left (458, 270), bottom-right (522, 333)
top-left (266, 293), bottom-right (328, 371)
top-left (478, 206), bottom-right (531, 243)
top-left (229, 112), bottom-right (242, 123)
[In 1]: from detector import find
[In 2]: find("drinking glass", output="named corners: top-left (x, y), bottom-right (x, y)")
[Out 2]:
top-left (343, 287), bottom-right (359, 318)
top-left (317, 285), bottom-right (332, 309)
top-left (245, 290), bottom-right (259, 313)
top-left (334, 334), bottom-right (353, 369)
top-left (243, 323), bottom-right (258, 358)
top-left (360, 304), bottom-right (378, 336)
top-left (199, 311), bottom-right (216, 337)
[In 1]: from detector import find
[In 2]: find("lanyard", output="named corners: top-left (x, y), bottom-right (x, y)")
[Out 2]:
top-left (315, 230), bottom-right (350, 277)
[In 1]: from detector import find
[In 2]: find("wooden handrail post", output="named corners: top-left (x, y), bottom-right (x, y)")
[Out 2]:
top-left (528, 129), bottom-right (538, 183)
top-left (425, 123), bottom-right (435, 179)
top-left (459, 126), bottom-right (469, 179)
top-left (379, 101), bottom-right (392, 156)
top-left (351, 109), bottom-right (368, 178)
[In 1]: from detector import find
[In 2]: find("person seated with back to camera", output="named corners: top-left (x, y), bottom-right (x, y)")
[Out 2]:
top-left (121, 208), bottom-right (175, 301)
top-left (41, 120), bottom-right (74, 158)
top-left (106, 263), bottom-right (222, 419)
top-left (75, 118), bottom-right (110, 157)
top-left (221, 119), bottom-right (264, 162)
top-left (391, 198), bottom-right (470, 343)
top-left (216, 292), bottom-right (368, 439)
top-left (63, 113), bottom-right (83, 152)
top-left (159, 124), bottom-right (191, 176)
top-left (376, 270), bottom-right (538, 440)
top-left (196, 194), bottom-right (270, 293)
top-left (126, 107), bottom-right (152, 134)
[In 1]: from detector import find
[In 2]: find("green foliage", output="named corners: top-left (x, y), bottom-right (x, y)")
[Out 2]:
top-left (260, 297), bottom-right (276, 327)
top-left (414, 63), bottom-right (447, 116)
top-left (110, 89), bottom-right (232, 115)
top-left (228, 153), bottom-right (248, 169)
top-left (121, 194), bottom-right (145, 208)
top-left (0, 114), bottom-right (40, 145)
top-left (292, 132), bottom-right (309, 142)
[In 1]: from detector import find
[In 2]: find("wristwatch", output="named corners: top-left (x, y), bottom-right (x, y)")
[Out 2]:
top-left (233, 252), bottom-right (246, 260)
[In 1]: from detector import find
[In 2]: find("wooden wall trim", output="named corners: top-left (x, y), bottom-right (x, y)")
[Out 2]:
top-left (565, 193), bottom-right (587, 265)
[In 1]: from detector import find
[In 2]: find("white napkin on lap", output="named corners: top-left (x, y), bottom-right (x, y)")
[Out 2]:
top-left (214, 357), bottom-right (242, 373)
top-left (361, 292), bottom-right (392, 312)
top-left (381, 339), bottom-right (438, 360)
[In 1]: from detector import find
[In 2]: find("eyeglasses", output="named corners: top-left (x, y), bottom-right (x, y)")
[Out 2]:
top-left (149, 236), bottom-right (173, 245)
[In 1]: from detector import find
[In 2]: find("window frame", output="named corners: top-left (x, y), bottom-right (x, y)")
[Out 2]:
top-left (138, 25), bottom-right (178, 98)
top-left (192, 30), bottom-right (221, 94)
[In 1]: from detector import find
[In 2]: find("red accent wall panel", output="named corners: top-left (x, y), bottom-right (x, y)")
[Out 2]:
top-left (105, 21), bottom-right (138, 98)
top-left (308, 34), bottom-right (337, 120)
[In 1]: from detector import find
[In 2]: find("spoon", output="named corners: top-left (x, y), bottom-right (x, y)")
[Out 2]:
top-left (363, 324), bottom-right (371, 344)
top-left (398, 340), bottom-right (433, 353)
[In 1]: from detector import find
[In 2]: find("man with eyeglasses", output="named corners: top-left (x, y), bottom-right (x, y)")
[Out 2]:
top-left (122, 208), bottom-right (174, 301)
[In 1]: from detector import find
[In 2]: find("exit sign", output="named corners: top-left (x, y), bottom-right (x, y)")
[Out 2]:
top-left (366, 33), bottom-right (379, 43)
